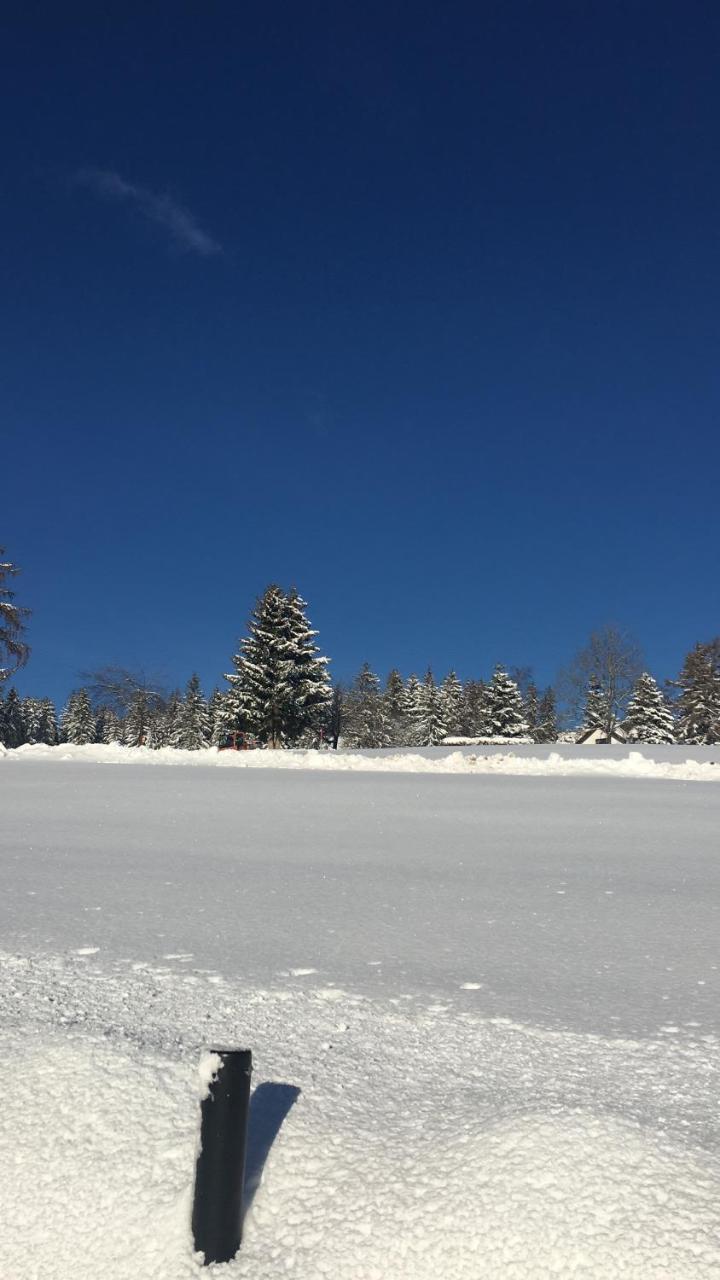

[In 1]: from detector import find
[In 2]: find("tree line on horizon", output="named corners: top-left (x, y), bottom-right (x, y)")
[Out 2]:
top-left (2, 557), bottom-right (720, 750)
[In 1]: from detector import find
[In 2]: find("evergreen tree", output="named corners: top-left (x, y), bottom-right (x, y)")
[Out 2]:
top-left (226, 585), bottom-right (330, 747)
top-left (462, 679), bottom-right (488, 737)
top-left (0, 687), bottom-right (25, 747)
top-left (413, 668), bottom-right (449, 746)
top-left (97, 706), bottom-right (122, 744)
top-left (440, 670), bottom-right (464, 737)
top-left (0, 549), bottom-right (30, 682)
top-left (525, 682), bottom-right (540, 741)
top-left (535, 687), bottom-right (559, 743)
top-left (209, 689), bottom-right (236, 747)
top-left (60, 689), bottom-right (95, 745)
top-left (206, 688), bottom-right (223, 743)
top-left (383, 669), bottom-right (406, 745)
top-left (582, 676), bottom-right (607, 732)
top-left (172, 674), bottom-right (211, 749)
top-left (123, 689), bottom-right (150, 747)
top-left (485, 666), bottom-right (529, 738)
top-left (282, 589), bottom-right (332, 743)
top-left (21, 696), bottom-right (44, 744)
top-left (36, 697), bottom-right (58, 745)
top-left (674, 643), bottom-right (720, 745)
top-left (624, 672), bottom-right (675, 744)
top-left (345, 664), bottom-right (391, 748)
top-left (402, 673), bottom-right (423, 744)
top-left (325, 683), bottom-right (345, 749)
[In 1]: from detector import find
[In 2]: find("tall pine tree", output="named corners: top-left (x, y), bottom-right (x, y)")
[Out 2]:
top-left (674, 643), bottom-right (720, 745)
top-left (582, 676), bottom-right (607, 733)
top-left (345, 664), bottom-right (391, 748)
top-left (172, 674), bottom-right (211, 749)
top-left (412, 668), bottom-right (448, 746)
top-left (485, 667), bottom-right (529, 739)
top-left (123, 690), bottom-right (151, 747)
top-left (383, 669), bottom-right (406, 745)
top-left (440, 670), bottom-right (464, 737)
top-left (0, 687), bottom-right (25, 747)
top-left (60, 689), bottom-right (95, 745)
top-left (624, 672), bottom-right (675, 744)
top-left (535, 687), bottom-right (559, 743)
top-left (226, 585), bottom-right (330, 747)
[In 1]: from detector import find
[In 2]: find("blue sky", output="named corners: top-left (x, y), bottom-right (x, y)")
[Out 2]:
top-left (3, 3), bottom-right (719, 706)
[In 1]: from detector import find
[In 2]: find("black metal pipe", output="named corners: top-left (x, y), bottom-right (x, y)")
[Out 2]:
top-left (192, 1048), bottom-right (252, 1265)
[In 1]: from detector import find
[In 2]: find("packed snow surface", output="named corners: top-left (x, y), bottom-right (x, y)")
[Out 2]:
top-left (1, 752), bottom-right (719, 1277)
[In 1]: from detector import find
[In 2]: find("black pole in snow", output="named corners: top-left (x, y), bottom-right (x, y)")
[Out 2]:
top-left (192, 1048), bottom-right (252, 1265)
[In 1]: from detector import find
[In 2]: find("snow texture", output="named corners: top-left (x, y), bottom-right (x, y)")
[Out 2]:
top-left (1, 754), bottom-right (720, 1277)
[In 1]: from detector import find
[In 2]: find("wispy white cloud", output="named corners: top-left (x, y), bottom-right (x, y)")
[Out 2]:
top-left (75, 169), bottom-right (222, 257)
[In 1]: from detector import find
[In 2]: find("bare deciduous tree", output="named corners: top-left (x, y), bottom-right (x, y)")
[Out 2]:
top-left (0, 548), bottom-right (31, 682)
top-left (559, 625), bottom-right (643, 736)
top-left (79, 665), bottom-right (167, 714)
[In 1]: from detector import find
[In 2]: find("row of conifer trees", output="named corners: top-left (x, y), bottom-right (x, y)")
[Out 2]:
top-left (1, 585), bottom-right (719, 748)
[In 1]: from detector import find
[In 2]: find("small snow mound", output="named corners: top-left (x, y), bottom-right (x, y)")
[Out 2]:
top-left (197, 1050), bottom-right (223, 1099)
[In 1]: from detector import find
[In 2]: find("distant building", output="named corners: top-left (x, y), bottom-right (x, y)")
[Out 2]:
top-left (576, 725), bottom-right (628, 745)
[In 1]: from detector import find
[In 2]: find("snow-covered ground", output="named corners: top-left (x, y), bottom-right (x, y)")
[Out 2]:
top-left (1, 750), bottom-right (719, 1277)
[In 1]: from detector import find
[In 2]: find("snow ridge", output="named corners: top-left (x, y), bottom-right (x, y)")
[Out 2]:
top-left (3, 740), bottom-right (719, 781)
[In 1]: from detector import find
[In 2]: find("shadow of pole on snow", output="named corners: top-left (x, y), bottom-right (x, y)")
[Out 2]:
top-left (243, 1082), bottom-right (301, 1216)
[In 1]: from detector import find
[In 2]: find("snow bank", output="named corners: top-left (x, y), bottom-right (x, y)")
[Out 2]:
top-left (3, 740), bottom-right (719, 781)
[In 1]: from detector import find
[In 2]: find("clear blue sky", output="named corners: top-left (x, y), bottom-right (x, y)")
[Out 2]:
top-left (3, 2), bottom-right (719, 706)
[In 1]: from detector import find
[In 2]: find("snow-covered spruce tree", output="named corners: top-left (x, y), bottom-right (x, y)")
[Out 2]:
top-left (325, 683), bottom-right (345, 749)
top-left (413, 668), bottom-right (449, 746)
top-left (209, 689), bottom-right (235, 746)
top-left (60, 689), bottom-right (95, 745)
top-left (345, 664), bottom-right (391, 749)
top-left (30, 697), bottom-right (58, 745)
top-left (0, 548), bottom-right (30, 683)
top-left (525, 682), bottom-right (539, 741)
top-left (207, 688), bottom-right (224, 745)
top-left (21, 697), bottom-right (44, 744)
top-left (624, 672), bottom-right (675, 744)
top-left (674, 642), bottom-right (720, 745)
top-left (535, 687), bottom-right (559, 743)
top-left (96, 705), bottom-right (122, 745)
top-left (402, 673), bottom-right (423, 745)
top-left (440, 670), bottom-right (464, 737)
top-left (0, 687), bottom-right (25, 747)
top-left (172, 674), bottom-right (211, 750)
top-left (123, 689), bottom-right (151, 747)
top-left (226, 585), bottom-right (330, 747)
top-left (461, 679), bottom-right (488, 737)
top-left (485, 666), bottom-right (529, 739)
top-left (22, 696), bottom-right (57, 745)
top-left (383, 669), bottom-right (407, 745)
top-left (582, 676), bottom-right (607, 732)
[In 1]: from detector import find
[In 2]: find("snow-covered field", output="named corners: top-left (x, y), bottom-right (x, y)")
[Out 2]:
top-left (2, 747), bottom-right (719, 1277)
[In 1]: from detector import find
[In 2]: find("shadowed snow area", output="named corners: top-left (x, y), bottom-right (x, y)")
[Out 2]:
top-left (1, 756), bottom-right (719, 1277)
